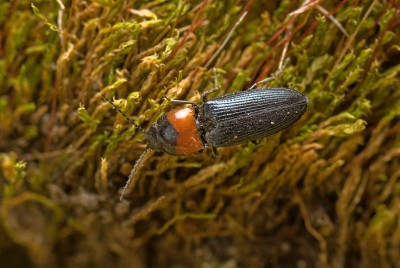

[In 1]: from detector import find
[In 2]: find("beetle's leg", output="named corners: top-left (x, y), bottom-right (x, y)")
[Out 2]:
top-left (170, 99), bottom-right (198, 107)
top-left (202, 89), bottom-right (218, 102)
top-left (249, 77), bottom-right (276, 90)
top-left (251, 140), bottom-right (260, 145)
top-left (249, 58), bottom-right (290, 90)
top-left (213, 67), bottom-right (219, 91)
top-left (202, 67), bottom-right (219, 102)
top-left (211, 147), bottom-right (218, 157)
top-left (171, 99), bottom-right (200, 113)
top-left (164, 95), bottom-right (199, 109)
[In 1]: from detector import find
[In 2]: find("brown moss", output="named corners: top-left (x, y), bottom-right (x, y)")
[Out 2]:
top-left (1, 0), bottom-right (400, 267)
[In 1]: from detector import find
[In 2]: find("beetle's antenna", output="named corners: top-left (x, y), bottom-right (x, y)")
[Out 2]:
top-left (99, 91), bottom-right (146, 134)
top-left (120, 147), bottom-right (150, 200)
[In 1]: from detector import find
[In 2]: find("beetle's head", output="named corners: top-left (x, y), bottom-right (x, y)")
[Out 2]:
top-left (144, 125), bottom-right (163, 152)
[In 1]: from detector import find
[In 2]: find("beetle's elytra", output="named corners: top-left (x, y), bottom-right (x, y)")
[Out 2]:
top-left (100, 85), bottom-right (309, 199)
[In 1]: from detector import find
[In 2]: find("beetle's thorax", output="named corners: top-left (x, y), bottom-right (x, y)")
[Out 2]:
top-left (144, 107), bottom-right (205, 155)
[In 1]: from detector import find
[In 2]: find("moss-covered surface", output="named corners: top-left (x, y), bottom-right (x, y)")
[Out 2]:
top-left (1, 0), bottom-right (400, 267)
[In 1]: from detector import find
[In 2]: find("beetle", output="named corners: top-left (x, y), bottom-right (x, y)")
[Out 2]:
top-left (99, 80), bottom-right (309, 200)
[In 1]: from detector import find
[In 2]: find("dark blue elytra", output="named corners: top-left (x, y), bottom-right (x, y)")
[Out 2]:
top-left (200, 87), bottom-right (309, 147)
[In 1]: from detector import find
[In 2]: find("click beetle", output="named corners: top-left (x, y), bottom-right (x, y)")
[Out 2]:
top-left (99, 79), bottom-right (309, 200)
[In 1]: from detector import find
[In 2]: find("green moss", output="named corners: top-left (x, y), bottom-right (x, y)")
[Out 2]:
top-left (1, 1), bottom-right (400, 267)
